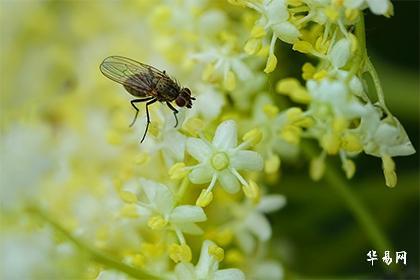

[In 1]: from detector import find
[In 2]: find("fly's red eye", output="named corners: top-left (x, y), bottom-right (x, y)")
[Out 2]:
top-left (176, 96), bottom-right (186, 107)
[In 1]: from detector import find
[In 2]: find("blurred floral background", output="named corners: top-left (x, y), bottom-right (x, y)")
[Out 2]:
top-left (0, 0), bottom-right (418, 279)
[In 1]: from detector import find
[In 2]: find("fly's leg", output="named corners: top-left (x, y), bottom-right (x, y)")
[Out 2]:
top-left (166, 102), bottom-right (179, 128)
top-left (140, 98), bottom-right (157, 143)
top-left (129, 97), bottom-right (154, 127)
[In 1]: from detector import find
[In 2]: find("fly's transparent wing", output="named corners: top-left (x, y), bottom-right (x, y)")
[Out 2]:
top-left (99, 56), bottom-right (166, 93)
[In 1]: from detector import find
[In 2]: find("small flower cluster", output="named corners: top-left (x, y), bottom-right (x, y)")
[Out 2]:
top-left (0, 0), bottom-right (414, 279)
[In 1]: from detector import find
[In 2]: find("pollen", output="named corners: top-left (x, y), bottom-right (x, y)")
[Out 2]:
top-left (147, 215), bottom-right (168, 230)
top-left (382, 155), bottom-right (397, 188)
top-left (242, 180), bottom-right (260, 202)
top-left (242, 128), bottom-right (263, 146)
top-left (196, 189), bottom-right (214, 208)
top-left (169, 243), bottom-right (192, 263)
top-left (169, 162), bottom-right (189, 180)
top-left (264, 53), bottom-right (278, 73)
top-left (293, 40), bottom-right (314, 54)
top-left (208, 244), bottom-right (225, 262)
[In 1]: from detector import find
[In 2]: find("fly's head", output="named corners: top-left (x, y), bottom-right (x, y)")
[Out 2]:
top-left (175, 88), bottom-right (195, 109)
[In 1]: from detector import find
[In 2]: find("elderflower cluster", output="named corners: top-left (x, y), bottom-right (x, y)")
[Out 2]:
top-left (0, 0), bottom-right (414, 279)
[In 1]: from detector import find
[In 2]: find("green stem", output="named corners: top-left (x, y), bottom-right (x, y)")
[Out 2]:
top-left (302, 144), bottom-right (396, 271)
top-left (31, 206), bottom-right (160, 280)
top-left (354, 13), bottom-right (391, 115)
top-left (365, 57), bottom-right (391, 115)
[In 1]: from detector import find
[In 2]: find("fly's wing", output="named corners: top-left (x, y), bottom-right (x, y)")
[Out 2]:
top-left (99, 56), bottom-right (167, 94)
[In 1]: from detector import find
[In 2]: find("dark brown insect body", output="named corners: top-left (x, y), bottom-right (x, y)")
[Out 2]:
top-left (100, 56), bottom-right (195, 142)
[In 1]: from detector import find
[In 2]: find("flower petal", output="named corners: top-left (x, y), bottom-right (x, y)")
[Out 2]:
top-left (170, 205), bottom-right (207, 223)
top-left (214, 269), bottom-right (245, 280)
top-left (140, 179), bottom-right (173, 215)
top-left (230, 150), bottom-right (263, 171)
top-left (212, 120), bottom-right (237, 150)
top-left (175, 263), bottom-right (196, 280)
top-left (189, 164), bottom-right (213, 184)
top-left (257, 194), bottom-right (287, 213)
top-left (367, 0), bottom-right (389, 15)
top-left (272, 22), bottom-right (300, 44)
top-left (176, 222), bottom-right (204, 235)
top-left (244, 212), bottom-right (272, 241)
top-left (196, 240), bottom-right (218, 279)
top-left (186, 138), bottom-right (212, 162)
top-left (218, 169), bottom-right (240, 193)
top-left (235, 230), bottom-right (255, 254)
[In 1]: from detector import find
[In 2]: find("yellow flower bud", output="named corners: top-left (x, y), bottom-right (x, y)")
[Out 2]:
top-left (244, 38), bottom-right (261, 55)
top-left (341, 133), bottom-right (363, 153)
top-left (345, 8), bottom-right (359, 22)
top-left (264, 53), bottom-right (277, 73)
top-left (342, 159), bottom-right (356, 179)
top-left (242, 128), bottom-right (263, 146)
top-left (310, 155), bottom-right (325, 181)
top-left (302, 62), bottom-right (316, 80)
top-left (286, 107), bottom-right (303, 121)
top-left (224, 70), bottom-right (236, 91)
top-left (265, 154), bottom-right (281, 174)
top-left (250, 25), bottom-right (266, 38)
top-left (321, 132), bottom-right (340, 155)
top-left (169, 244), bottom-right (192, 263)
top-left (263, 104), bottom-right (279, 118)
top-left (382, 155), bottom-right (397, 188)
top-left (120, 204), bottom-right (140, 219)
top-left (119, 190), bottom-right (138, 203)
top-left (242, 180), bottom-right (260, 202)
top-left (225, 249), bottom-right (245, 265)
top-left (313, 69), bottom-right (328, 80)
top-left (208, 244), bottom-right (225, 262)
top-left (196, 189), bottom-right (213, 207)
top-left (281, 125), bottom-right (301, 144)
top-left (169, 162), bottom-right (189, 180)
top-left (293, 41), bottom-right (314, 54)
top-left (324, 7), bottom-right (339, 22)
top-left (276, 78), bottom-right (300, 94)
top-left (214, 229), bottom-right (233, 246)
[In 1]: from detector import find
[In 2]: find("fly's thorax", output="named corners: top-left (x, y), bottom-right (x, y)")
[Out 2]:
top-left (155, 77), bottom-right (181, 101)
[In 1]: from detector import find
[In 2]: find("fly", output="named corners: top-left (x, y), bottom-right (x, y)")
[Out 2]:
top-left (99, 56), bottom-right (195, 143)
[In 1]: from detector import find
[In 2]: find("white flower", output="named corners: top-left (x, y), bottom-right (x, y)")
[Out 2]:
top-left (344, 0), bottom-right (392, 16)
top-left (191, 45), bottom-right (253, 91)
top-left (358, 104), bottom-right (415, 157)
top-left (135, 179), bottom-right (207, 236)
top-left (253, 0), bottom-right (301, 44)
top-left (307, 78), bottom-right (366, 120)
top-left (328, 38), bottom-right (352, 69)
top-left (232, 194), bottom-right (286, 253)
top-left (174, 240), bottom-right (245, 280)
top-left (187, 83), bottom-right (225, 121)
top-left (186, 120), bottom-right (263, 194)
